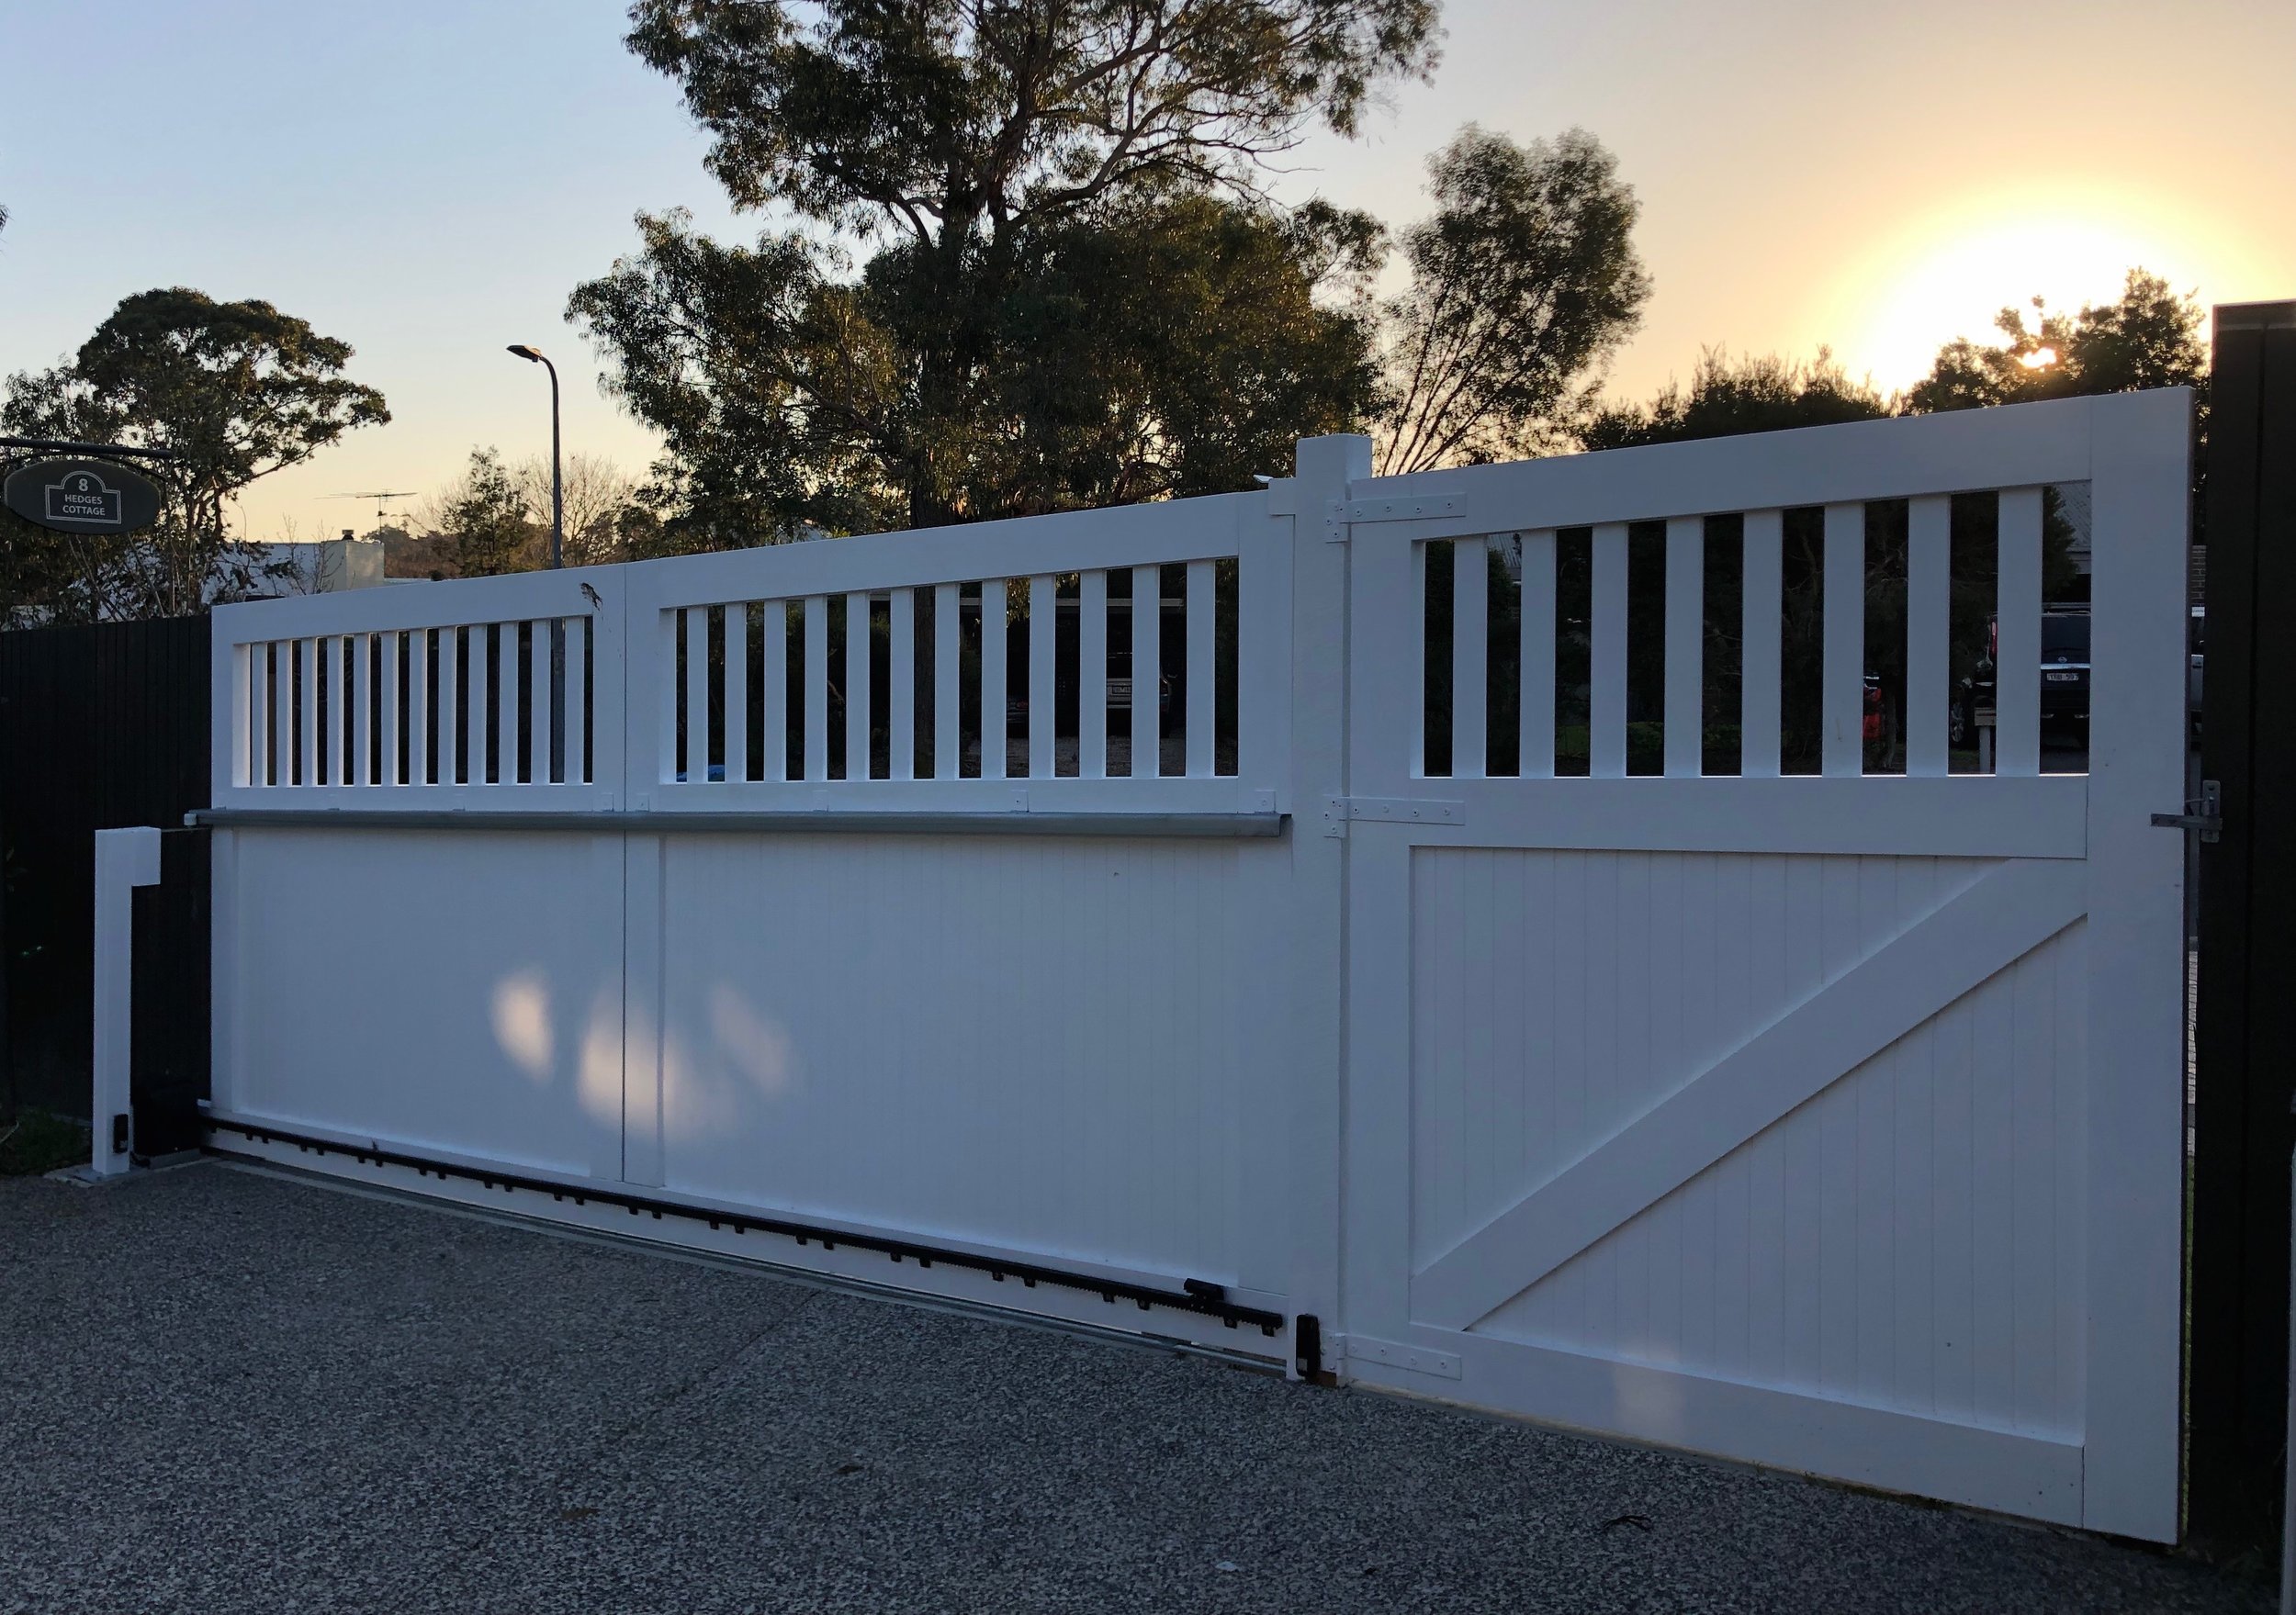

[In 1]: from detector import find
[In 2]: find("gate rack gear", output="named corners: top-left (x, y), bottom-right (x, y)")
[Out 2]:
top-left (204, 1116), bottom-right (1284, 1336)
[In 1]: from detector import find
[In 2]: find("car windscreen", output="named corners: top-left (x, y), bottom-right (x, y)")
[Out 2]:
top-left (2042, 613), bottom-right (2090, 660)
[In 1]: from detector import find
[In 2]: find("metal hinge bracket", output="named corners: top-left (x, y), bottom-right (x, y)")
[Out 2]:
top-left (1320, 796), bottom-right (1467, 837)
top-left (2151, 779), bottom-right (2222, 844)
top-left (1325, 493), bottom-right (1469, 541)
top-left (1341, 1334), bottom-right (1463, 1380)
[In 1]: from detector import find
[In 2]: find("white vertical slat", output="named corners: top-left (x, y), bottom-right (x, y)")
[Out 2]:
top-left (1451, 537), bottom-right (1487, 779)
top-left (1029, 575), bottom-right (1056, 779)
top-left (725, 605), bottom-right (748, 785)
top-left (497, 620), bottom-right (520, 786)
top-left (804, 594), bottom-right (829, 781)
top-left (1186, 558), bottom-right (1215, 778)
top-left (270, 642), bottom-right (291, 787)
top-left (761, 602), bottom-right (788, 783)
top-left (1079, 569), bottom-right (1108, 779)
top-left (380, 632), bottom-right (400, 786)
top-left (933, 582), bottom-right (961, 779)
top-left (1822, 502), bottom-right (1865, 778)
top-left (1995, 486), bottom-right (2043, 778)
top-left (565, 617), bottom-right (587, 786)
top-left (980, 580), bottom-right (1007, 779)
top-left (437, 628), bottom-right (458, 784)
top-left (407, 629), bottom-right (429, 785)
top-left (1664, 515), bottom-right (1705, 778)
top-left (889, 587), bottom-right (915, 780)
top-left (685, 607), bottom-right (709, 783)
top-left (467, 626), bottom-right (488, 784)
top-left (296, 639), bottom-right (317, 786)
top-left (1590, 522), bottom-right (1628, 779)
top-left (1519, 531), bottom-right (1556, 779)
top-left (530, 618), bottom-right (550, 785)
top-left (1907, 494), bottom-right (1952, 777)
top-left (348, 634), bottom-right (371, 786)
top-left (846, 592), bottom-right (872, 780)
top-left (1131, 565), bottom-right (1161, 778)
top-left (248, 644), bottom-right (265, 786)
top-left (1741, 510), bottom-right (1784, 777)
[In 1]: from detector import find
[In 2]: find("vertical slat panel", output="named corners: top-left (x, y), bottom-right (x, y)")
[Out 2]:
top-left (760, 602), bottom-right (787, 783)
top-left (804, 594), bottom-right (829, 781)
top-left (272, 641), bottom-right (291, 787)
top-left (297, 639), bottom-right (317, 786)
top-left (349, 633), bottom-right (371, 786)
top-left (1131, 565), bottom-right (1160, 778)
top-left (1079, 569), bottom-right (1107, 779)
top-left (889, 587), bottom-right (915, 781)
top-left (1741, 510), bottom-right (1784, 777)
top-left (250, 644), bottom-right (268, 786)
top-left (933, 582), bottom-right (961, 779)
top-left (566, 617), bottom-right (587, 786)
top-left (686, 607), bottom-right (710, 783)
top-left (1186, 558), bottom-right (1214, 778)
top-left (1822, 502), bottom-right (1865, 777)
top-left (1995, 486), bottom-right (2044, 777)
top-left (321, 637), bottom-right (343, 786)
top-left (1519, 530), bottom-right (1556, 779)
top-left (467, 625), bottom-right (487, 784)
top-left (380, 632), bottom-right (400, 786)
top-left (980, 580), bottom-right (1007, 779)
top-left (530, 618), bottom-right (550, 785)
top-left (846, 592), bottom-right (872, 780)
top-left (655, 608), bottom-right (678, 787)
top-left (725, 605), bottom-right (748, 784)
top-left (1664, 515), bottom-right (1705, 777)
top-left (1590, 522), bottom-right (1628, 779)
top-left (407, 629), bottom-right (429, 785)
top-left (1906, 494), bottom-right (1952, 777)
top-left (1029, 575), bottom-right (1055, 779)
top-left (497, 620), bottom-right (519, 786)
top-left (1452, 537), bottom-right (1487, 779)
top-left (437, 627), bottom-right (458, 784)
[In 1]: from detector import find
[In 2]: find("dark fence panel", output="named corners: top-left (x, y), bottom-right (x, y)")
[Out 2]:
top-left (0, 616), bottom-right (210, 1125)
top-left (2189, 300), bottom-right (2296, 1553)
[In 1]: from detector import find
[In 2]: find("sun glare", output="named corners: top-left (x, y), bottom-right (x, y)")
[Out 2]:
top-left (1851, 211), bottom-right (2185, 392)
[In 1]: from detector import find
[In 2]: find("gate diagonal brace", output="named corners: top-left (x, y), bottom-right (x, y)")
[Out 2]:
top-left (203, 1116), bottom-right (1285, 1336)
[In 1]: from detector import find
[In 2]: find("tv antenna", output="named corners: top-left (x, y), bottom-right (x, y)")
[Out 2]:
top-left (323, 489), bottom-right (418, 524)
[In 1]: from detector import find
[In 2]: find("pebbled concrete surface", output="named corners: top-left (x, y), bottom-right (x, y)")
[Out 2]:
top-left (0, 1162), bottom-right (2269, 1615)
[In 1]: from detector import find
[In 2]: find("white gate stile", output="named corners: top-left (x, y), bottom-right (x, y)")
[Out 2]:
top-left (1318, 391), bottom-right (2189, 1541)
top-left (202, 392), bottom-right (2189, 1535)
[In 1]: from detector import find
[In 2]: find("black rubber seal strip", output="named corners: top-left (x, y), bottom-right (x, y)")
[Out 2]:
top-left (206, 1116), bottom-right (1284, 1335)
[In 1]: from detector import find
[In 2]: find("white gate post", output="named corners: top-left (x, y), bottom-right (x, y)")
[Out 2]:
top-left (90, 827), bottom-right (163, 1178)
top-left (1281, 433), bottom-right (1369, 1379)
top-left (2081, 387), bottom-right (2193, 1540)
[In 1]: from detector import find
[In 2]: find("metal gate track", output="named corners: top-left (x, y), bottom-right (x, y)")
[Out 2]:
top-left (203, 1116), bottom-right (1285, 1336)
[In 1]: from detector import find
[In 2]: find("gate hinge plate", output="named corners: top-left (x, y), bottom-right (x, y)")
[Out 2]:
top-left (1321, 796), bottom-right (1467, 837)
top-left (2151, 779), bottom-right (2222, 844)
top-left (1344, 494), bottom-right (1469, 524)
top-left (1341, 1334), bottom-right (1463, 1380)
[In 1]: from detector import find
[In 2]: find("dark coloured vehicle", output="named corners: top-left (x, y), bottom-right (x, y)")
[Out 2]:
top-left (1953, 607), bottom-right (2090, 746)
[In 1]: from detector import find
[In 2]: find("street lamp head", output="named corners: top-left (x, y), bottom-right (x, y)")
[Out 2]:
top-left (507, 344), bottom-right (544, 362)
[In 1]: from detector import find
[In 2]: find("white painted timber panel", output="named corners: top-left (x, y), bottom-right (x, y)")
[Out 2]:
top-left (651, 833), bottom-right (1261, 1279)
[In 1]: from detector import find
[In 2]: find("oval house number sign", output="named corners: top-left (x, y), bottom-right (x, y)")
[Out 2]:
top-left (2, 458), bottom-right (164, 534)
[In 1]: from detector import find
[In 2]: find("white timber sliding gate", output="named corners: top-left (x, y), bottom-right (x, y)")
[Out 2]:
top-left (201, 390), bottom-right (2191, 1539)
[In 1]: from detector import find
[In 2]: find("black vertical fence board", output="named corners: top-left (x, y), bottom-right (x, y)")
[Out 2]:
top-left (2189, 300), bottom-right (2296, 1553)
top-left (0, 615), bottom-right (210, 1128)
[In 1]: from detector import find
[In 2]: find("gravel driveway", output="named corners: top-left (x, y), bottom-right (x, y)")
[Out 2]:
top-left (0, 1162), bottom-right (2268, 1615)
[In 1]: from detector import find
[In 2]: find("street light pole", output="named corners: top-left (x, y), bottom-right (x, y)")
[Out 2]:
top-left (506, 345), bottom-right (562, 568)
top-left (508, 345), bottom-right (568, 780)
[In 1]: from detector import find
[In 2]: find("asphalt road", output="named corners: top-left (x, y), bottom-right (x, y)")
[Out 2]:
top-left (0, 1163), bottom-right (2269, 1615)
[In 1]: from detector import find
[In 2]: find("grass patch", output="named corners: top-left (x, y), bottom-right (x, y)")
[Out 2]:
top-left (0, 1110), bottom-right (90, 1176)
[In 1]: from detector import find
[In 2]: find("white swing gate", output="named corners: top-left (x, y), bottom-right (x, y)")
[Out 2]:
top-left (200, 391), bottom-right (2189, 1540)
top-left (1320, 390), bottom-right (2189, 1541)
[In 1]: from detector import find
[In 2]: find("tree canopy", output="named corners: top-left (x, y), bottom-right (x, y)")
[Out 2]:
top-left (1902, 268), bottom-right (2206, 414)
top-left (1, 288), bottom-right (388, 620)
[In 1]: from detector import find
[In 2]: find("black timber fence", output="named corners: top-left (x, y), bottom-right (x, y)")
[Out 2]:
top-left (0, 615), bottom-right (211, 1154)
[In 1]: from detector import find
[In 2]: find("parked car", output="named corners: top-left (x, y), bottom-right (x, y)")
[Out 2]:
top-left (1952, 606), bottom-right (2090, 746)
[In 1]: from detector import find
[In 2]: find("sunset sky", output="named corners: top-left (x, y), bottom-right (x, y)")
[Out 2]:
top-left (3, 0), bottom-right (2288, 544)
